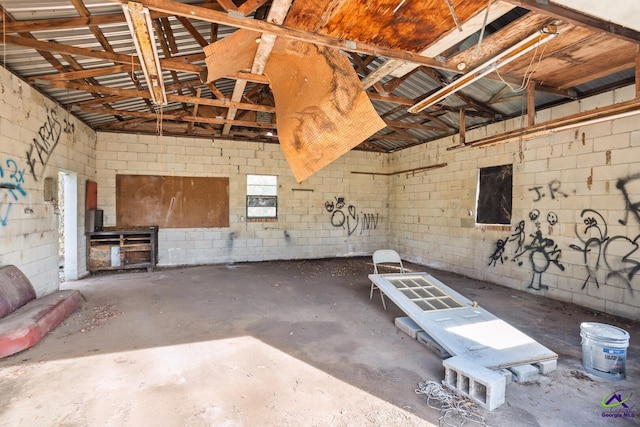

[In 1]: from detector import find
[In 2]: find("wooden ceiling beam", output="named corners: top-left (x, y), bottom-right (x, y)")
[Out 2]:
top-left (1, 34), bottom-right (207, 74)
top-left (416, 112), bottom-right (453, 131)
top-left (0, 4), bottom-right (223, 34)
top-left (222, 0), bottom-right (291, 135)
top-left (384, 127), bottom-right (421, 142)
top-left (418, 66), bottom-right (499, 118)
top-left (379, 105), bottom-right (406, 119)
top-left (382, 67), bottom-right (420, 94)
top-left (444, 13), bottom-right (554, 71)
top-left (383, 119), bottom-right (444, 132)
top-left (506, 0), bottom-right (640, 44)
top-left (206, 83), bottom-right (227, 100)
top-left (0, 5), bottom-right (70, 74)
top-left (35, 79), bottom-right (276, 113)
top-left (113, 0), bottom-right (458, 72)
top-left (189, 88), bottom-right (203, 132)
top-left (216, 0), bottom-right (238, 12)
top-left (455, 91), bottom-right (499, 119)
top-left (238, 0), bottom-right (271, 16)
top-left (176, 16), bottom-right (210, 47)
top-left (349, 52), bottom-right (386, 94)
top-left (153, 18), bottom-right (183, 94)
top-left (0, 13), bottom-right (125, 34)
top-left (160, 17), bottom-right (179, 54)
top-left (457, 97), bottom-right (640, 149)
top-left (483, 71), bottom-right (578, 99)
top-left (86, 107), bottom-right (277, 129)
top-left (32, 65), bottom-right (141, 81)
top-left (97, 117), bottom-right (151, 130)
top-left (367, 92), bottom-right (415, 106)
top-left (70, 0), bottom-right (114, 51)
top-left (369, 132), bottom-right (419, 143)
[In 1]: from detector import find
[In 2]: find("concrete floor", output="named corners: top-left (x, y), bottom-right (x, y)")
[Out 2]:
top-left (0, 257), bottom-right (638, 426)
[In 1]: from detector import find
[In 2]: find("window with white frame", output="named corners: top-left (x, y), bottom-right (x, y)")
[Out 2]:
top-left (476, 164), bottom-right (512, 225)
top-left (247, 174), bottom-right (278, 219)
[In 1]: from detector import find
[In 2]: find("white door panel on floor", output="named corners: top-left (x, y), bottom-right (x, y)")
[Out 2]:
top-left (369, 273), bottom-right (557, 369)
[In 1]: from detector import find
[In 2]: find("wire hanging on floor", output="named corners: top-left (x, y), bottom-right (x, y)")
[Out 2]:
top-left (415, 380), bottom-right (489, 427)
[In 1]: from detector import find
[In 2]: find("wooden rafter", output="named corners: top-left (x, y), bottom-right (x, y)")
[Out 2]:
top-left (34, 79), bottom-right (276, 113)
top-left (349, 52), bottom-right (386, 94)
top-left (111, 0), bottom-right (458, 72)
top-left (222, 0), bottom-right (291, 135)
top-left (87, 106), bottom-right (277, 129)
top-left (0, 0), bottom-right (636, 151)
top-left (177, 16), bottom-right (210, 47)
top-left (0, 3), bottom-right (224, 34)
top-left (506, 0), bottom-right (640, 44)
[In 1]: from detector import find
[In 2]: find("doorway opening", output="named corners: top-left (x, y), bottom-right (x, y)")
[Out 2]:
top-left (58, 170), bottom-right (78, 282)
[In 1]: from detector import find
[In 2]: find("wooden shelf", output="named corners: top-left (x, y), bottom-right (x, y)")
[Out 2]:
top-left (86, 226), bottom-right (158, 273)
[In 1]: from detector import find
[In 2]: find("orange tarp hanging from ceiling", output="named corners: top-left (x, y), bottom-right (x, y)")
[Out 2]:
top-left (203, 29), bottom-right (261, 83)
top-left (264, 38), bottom-right (385, 182)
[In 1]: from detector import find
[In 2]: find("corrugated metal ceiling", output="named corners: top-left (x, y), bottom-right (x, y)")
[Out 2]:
top-left (0, 0), bottom-right (637, 152)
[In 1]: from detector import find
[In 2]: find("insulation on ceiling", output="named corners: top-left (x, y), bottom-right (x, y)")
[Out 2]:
top-left (203, 29), bottom-right (261, 83)
top-left (264, 38), bottom-right (385, 182)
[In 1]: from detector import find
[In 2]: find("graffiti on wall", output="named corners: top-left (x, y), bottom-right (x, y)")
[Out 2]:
top-left (489, 173), bottom-right (640, 295)
top-left (325, 196), bottom-right (379, 236)
top-left (26, 108), bottom-right (73, 181)
top-left (616, 173), bottom-right (640, 226)
top-left (489, 209), bottom-right (564, 290)
top-left (570, 209), bottom-right (640, 292)
top-left (1, 107), bottom-right (71, 226)
top-left (528, 179), bottom-right (569, 202)
top-left (0, 158), bottom-right (28, 227)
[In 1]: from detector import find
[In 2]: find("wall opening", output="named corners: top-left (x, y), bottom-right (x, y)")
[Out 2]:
top-left (476, 164), bottom-right (513, 225)
top-left (59, 171), bottom-right (78, 281)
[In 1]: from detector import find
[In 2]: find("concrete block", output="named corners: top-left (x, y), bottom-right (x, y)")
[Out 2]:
top-left (534, 359), bottom-right (557, 375)
top-left (495, 368), bottom-right (514, 383)
top-left (394, 316), bottom-right (422, 339)
top-left (509, 364), bottom-right (539, 383)
top-left (442, 356), bottom-right (506, 411)
top-left (417, 331), bottom-right (450, 359)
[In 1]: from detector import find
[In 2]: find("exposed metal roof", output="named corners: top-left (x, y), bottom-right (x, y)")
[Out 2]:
top-left (0, 0), bottom-right (638, 152)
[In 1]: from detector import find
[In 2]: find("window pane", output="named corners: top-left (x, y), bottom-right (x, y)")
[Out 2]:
top-left (476, 164), bottom-right (512, 225)
top-left (248, 206), bottom-right (276, 217)
top-left (247, 174), bottom-right (278, 205)
top-left (247, 174), bottom-right (277, 186)
top-left (247, 185), bottom-right (277, 196)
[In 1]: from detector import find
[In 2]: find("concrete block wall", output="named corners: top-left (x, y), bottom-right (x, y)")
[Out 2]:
top-left (4, 57), bottom-right (639, 321)
top-left (95, 132), bottom-right (390, 265)
top-left (0, 66), bottom-right (96, 295)
top-left (390, 85), bottom-right (640, 320)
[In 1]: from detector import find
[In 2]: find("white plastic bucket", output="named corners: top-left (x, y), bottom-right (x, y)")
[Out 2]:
top-left (580, 322), bottom-right (629, 380)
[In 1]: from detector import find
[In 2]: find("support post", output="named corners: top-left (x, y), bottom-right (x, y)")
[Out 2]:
top-left (527, 80), bottom-right (536, 126)
top-left (636, 46), bottom-right (640, 99)
top-left (459, 108), bottom-right (466, 145)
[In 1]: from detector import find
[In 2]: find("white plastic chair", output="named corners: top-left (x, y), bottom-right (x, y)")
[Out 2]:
top-left (370, 249), bottom-right (404, 310)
